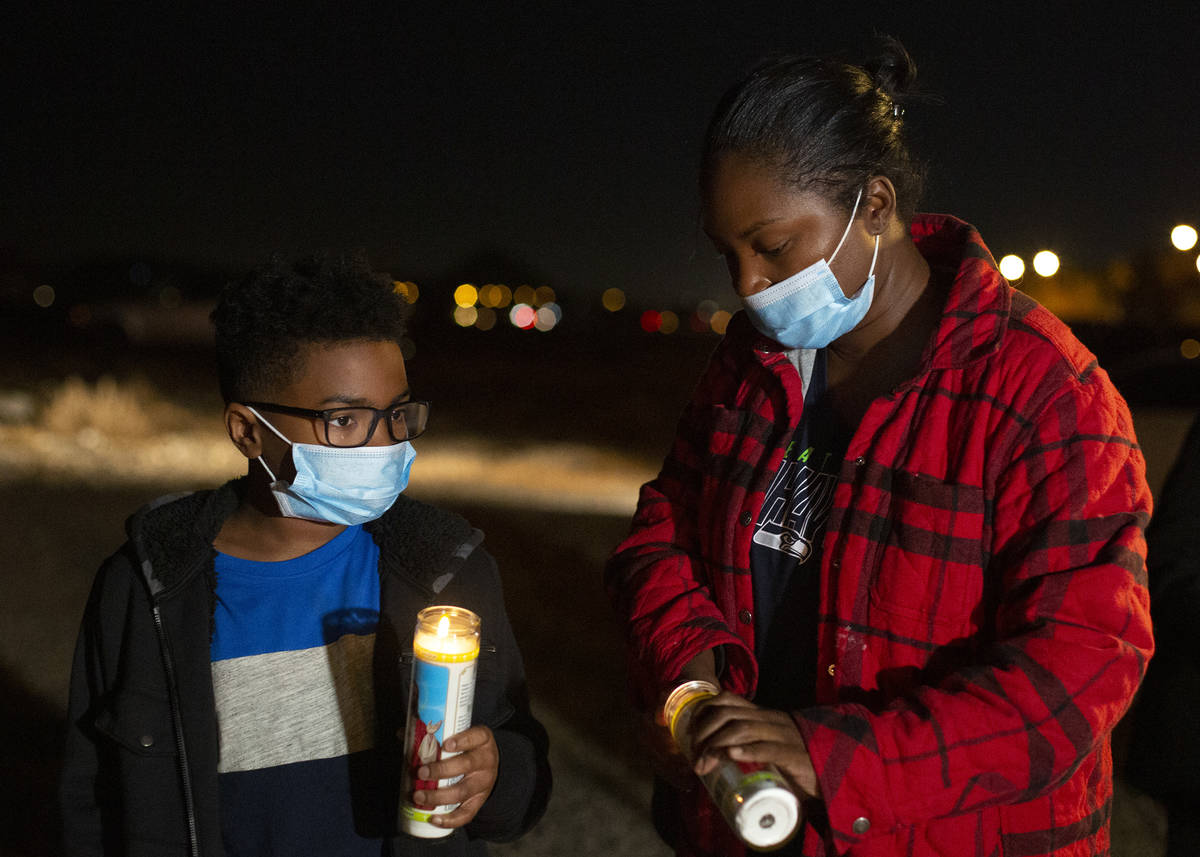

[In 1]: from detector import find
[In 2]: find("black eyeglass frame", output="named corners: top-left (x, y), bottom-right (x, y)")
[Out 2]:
top-left (243, 400), bottom-right (430, 447)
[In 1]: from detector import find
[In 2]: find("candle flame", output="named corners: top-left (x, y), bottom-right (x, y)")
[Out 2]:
top-left (437, 614), bottom-right (450, 637)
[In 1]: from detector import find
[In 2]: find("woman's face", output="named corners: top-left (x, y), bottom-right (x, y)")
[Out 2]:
top-left (702, 153), bottom-right (875, 300)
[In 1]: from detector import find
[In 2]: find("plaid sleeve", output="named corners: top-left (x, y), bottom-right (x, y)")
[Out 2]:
top-left (604, 352), bottom-right (757, 708)
top-left (796, 369), bottom-right (1153, 851)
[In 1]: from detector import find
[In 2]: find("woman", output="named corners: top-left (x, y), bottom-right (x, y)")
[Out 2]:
top-left (605, 39), bottom-right (1152, 857)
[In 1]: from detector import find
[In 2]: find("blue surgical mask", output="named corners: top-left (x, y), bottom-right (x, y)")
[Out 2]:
top-left (742, 188), bottom-right (880, 349)
top-left (248, 407), bottom-right (416, 526)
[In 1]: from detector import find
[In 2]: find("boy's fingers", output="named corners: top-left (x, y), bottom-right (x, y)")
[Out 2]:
top-left (429, 794), bottom-right (487, 828)
top-left (442, 725), bottom-right (494, 754)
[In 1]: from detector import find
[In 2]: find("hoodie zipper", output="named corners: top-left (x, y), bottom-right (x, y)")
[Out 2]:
top-left (153, 603), bottom-right (201, 857)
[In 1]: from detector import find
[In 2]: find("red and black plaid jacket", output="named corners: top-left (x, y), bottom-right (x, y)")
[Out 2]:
top-left (606, 214), bottom-right (1153, 857)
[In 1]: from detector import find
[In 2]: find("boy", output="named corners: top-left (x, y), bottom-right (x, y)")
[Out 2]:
top-left (59, 254), bottom-right (551, 856)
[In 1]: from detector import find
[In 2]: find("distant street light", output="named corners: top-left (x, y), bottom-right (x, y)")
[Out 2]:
top-left (998, 254), bottom-right (1025, 280)
top-left (454, 284), bottom-right (479, 308)
top-left (1171, 224), bottom-right (1198, 251)
top-left (1032, 250), bottom-right (1060, 277)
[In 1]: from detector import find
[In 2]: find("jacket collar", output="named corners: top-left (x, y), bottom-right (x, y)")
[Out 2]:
top-left (126, 479), bottom-right (478, 598)
top-left (909, 213), bottom-right (1010, 371)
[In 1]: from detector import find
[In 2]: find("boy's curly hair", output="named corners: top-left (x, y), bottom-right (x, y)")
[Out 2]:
top-left (211, 251), bottom-right (412, 403)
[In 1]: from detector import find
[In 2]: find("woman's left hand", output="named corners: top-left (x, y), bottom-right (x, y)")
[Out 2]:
top-left (410, 725), bottom-right (499, 828)
top-left (689, 693), bottom-right (821, 799)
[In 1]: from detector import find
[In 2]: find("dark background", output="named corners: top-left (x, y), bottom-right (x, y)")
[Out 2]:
top-left (4, 2), bottom-right (1199, 305)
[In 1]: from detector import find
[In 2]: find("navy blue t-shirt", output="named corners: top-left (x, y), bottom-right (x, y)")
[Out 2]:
top-left (750, 350), bottom-right (849, 711)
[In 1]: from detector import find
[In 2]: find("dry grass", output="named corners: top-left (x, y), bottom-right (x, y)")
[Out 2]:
top-left (39, 375), bottom-right (196, 438)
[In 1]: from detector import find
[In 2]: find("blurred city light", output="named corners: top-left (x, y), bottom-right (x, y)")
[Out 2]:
top-left (33, 284), bottom-right (55, 308)
top-left (695, 299), bottom-right (719, 323)
top-left (479, 283), bottom-right (512, 308)
top-left (534, 286), bottom-right (556, 307)
top-left (640, 310), bottom-right (661, 333)
top-left (158, 285), bottom-right (182, 309)
top-left (659, 311), bottom-right (679, 334)
top-left (474, 307), bottom-right (497, 331)
top-left (1196, 254), bottom-right (1200, 274)
top-left (710, 310), bottom-right (732, 335)
top-left (534, 304), bottom-right (560, 331)
top-left (509, 303), bottom-right (536, 329)
top-left (393, 281), bottom-right (420, 303)
top-left (602, 287), bottom-right (626, 311)
top-left (1032, 250), bottom-right (1060, 277)
top-left (998, 254), bottom-right (1025, 280)
top-left (1182, 338), bottom-right (1200, 360)
top-left (453, 306), bottom-right (478, 327)
top-left (454, 284), bottom-right (478, 308)
top-left (1171, 224), bottom-right (1198, 251)
top-left (513, 285), bottom-right (536, 306)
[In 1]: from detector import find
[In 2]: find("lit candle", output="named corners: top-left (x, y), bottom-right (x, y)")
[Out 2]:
top-left (399, 606), bottom-right (481, 838)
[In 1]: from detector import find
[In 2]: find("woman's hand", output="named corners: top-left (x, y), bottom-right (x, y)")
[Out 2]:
top-left (689, 692), bottom-right (821, 799)
top-left (410, 725), bottom-right (499, 828)
top-left (643, 647), bottom-right (725, 789)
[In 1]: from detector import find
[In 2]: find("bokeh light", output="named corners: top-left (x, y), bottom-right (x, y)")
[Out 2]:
top-left (474, 307), bottom-right (497, 331)
top-left (659, 311), bottom-right (679, 334)
top-left (534, 305), bottom-right (560, 331)
top-left (1032, 250), bottom-right (1060, 277)
top-left (513, 285), bottom-right (536, 306)
top-left (33, 284), bottom-right (55, 308)
top-left (479, 283), bottom-right (511, 308)
top-left (454, 284), bottom-right (478, 308)
top-left (640, 310), bottom-right (661, 333)
top-left (158, 285), bottom-right (182, 309)
top-left (601, 288), bottom-right (626, 312)
top-left (534, 286), bottom-right (556, 307)
top-left (998, 254), bottom-right (1025, 280)
top-left (1171, 224), bottom-right (1198, 251)
top-left (509, 303), bottom-right (536, 329)
top-left (710, 310), bottom-right (732, 335)
top-left (1182, 338), bottom-right (1200, 360)
top-left (453, 306), bottom-right (478, 327)
top-left (393, 281), bottom-right (420, 303)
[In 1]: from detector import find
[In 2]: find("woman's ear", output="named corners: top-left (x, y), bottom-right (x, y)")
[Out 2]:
top-left (225, 403), bottom-right (263, 460)
top-left (864, 175), bottom-right (898, 236)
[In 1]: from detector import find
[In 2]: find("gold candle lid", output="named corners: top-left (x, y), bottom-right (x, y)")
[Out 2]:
top-left (663, 679), bottom-right (720, 740)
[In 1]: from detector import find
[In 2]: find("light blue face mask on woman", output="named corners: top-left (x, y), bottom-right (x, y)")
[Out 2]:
top-left (248, 407), bottom-right (417, 526)
top-left (742, 188), bottom-right (879, 349)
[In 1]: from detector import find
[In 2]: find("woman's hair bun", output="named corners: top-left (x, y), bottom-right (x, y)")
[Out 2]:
top-left (864, 35), bottom-right (918, 100)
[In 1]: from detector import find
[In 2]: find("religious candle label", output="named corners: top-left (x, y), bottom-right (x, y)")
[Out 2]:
top-left (399, 606), bottom-right (481, 839)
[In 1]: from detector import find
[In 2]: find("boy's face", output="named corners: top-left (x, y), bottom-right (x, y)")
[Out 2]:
top-left (245, 338), bottom-right (412, 479)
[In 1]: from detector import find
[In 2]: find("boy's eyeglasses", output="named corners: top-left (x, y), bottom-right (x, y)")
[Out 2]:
top-left (243, 400), bottom-right (430, 447)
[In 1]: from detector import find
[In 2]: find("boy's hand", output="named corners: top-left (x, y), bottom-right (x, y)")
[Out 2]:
top-left (410, 725), bottom-right (499, 829)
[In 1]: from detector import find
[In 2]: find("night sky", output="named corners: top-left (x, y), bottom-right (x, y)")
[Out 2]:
top-left (4, 2), bottom-right (1198, 305)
